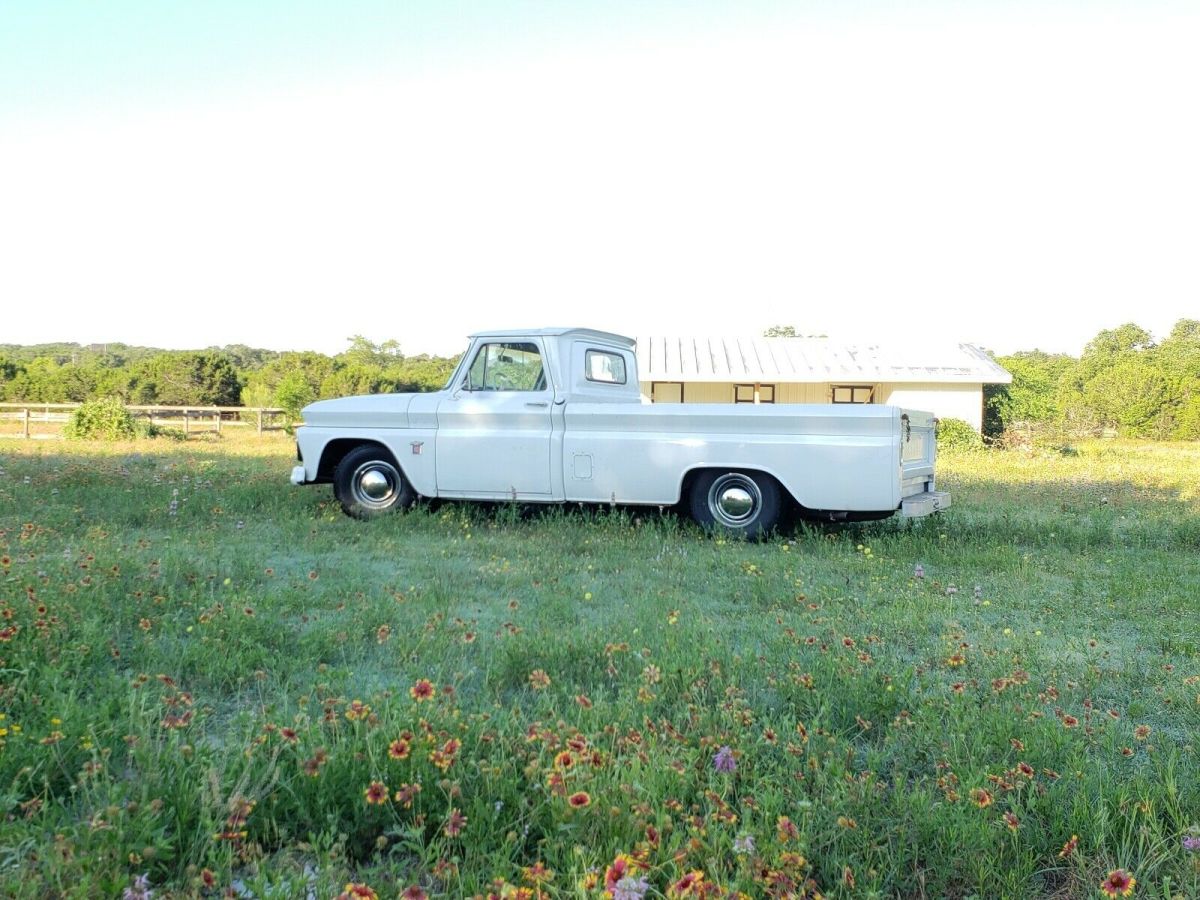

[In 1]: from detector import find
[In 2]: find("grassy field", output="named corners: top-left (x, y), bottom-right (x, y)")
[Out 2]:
top-left (0, 434), bottom-right (1198, 899)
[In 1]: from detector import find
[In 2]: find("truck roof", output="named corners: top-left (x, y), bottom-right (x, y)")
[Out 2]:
top-left (467, 327), bottom-right (636, 349)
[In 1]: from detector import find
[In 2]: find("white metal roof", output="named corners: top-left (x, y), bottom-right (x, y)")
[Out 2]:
top-left (635, 336), bottom-right (1011, 385)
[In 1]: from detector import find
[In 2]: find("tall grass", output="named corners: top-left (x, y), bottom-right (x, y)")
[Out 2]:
top-left (0, 436), bottom-right (1197, 898)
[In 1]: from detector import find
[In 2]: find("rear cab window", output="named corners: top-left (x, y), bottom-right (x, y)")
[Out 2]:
top-left (584, 349), bottom-right (627, 385)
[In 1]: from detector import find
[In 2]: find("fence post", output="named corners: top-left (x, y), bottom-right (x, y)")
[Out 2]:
top-left (257, 409), bottom-right (263, 435)
top-left (23, 408), bottom-right (30, 439)
top-left (215, 409), bottom-right (221, 434)
top-left (184, 410), bottom-right (189, 436)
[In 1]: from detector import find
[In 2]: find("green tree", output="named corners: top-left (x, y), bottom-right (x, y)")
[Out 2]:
top-left (130, 352), bottom-right (242, 406)
top-left (1081, 358), bottom-right (1172, 437)
top-left (763, 325), bottom-right (798, 337)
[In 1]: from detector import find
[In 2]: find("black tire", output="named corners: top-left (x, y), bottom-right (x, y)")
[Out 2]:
top-left (333, 445), bottom-right (415, 519)
top-left (688, 469), bottom-right (782, 539)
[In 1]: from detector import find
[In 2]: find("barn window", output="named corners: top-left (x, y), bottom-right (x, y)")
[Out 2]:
top-left (832, 385), bottom-right (874, 404)
top-left (734, 384), bottom-right (775, 403)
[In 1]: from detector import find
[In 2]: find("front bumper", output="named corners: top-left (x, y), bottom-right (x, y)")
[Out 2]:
top-left (290, 465), bottom-right (307, 486)
top-left (900, 490), bottom-right (951, 517)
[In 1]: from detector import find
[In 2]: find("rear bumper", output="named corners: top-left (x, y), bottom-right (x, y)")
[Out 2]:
top-left (290, 465), bottom-right (307, 486)
top-left (901, 490), bottom-right (951, 517)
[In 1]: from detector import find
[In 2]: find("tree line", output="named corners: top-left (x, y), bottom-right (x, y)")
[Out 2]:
top-left (0, 337), bottom-right (460, 422)
top-left (986, 319), bottom-right (1200, 441)
top-left (3, 320), bottom-right (1199, 440)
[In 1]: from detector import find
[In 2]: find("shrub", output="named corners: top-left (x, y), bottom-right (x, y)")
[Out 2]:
top-left (936, 417), bottom-right (983, 451)
top-left (64, 397), bottom-right (143, 441)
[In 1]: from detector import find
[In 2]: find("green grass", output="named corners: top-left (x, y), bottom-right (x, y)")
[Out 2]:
top-left (0, 435), bottom-right (1198, 899)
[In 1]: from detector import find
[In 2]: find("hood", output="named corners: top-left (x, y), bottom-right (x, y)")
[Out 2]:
top-left (300, 393), bottom-right (416, 428)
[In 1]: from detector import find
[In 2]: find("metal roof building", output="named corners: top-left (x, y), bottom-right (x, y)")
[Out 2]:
top-left (634, 336), bottom-right (1012, 432)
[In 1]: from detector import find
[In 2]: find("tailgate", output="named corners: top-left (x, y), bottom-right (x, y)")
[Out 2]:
top-left (900, 409), bottom-right (937, 497)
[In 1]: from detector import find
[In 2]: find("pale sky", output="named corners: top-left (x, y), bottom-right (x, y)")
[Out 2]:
top-left (2, 1), bottom-right (1197, 358)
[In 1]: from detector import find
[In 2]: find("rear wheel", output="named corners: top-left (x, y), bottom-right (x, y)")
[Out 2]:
top-left (333, 445), bottom-right (415, 519)
top-left (688, 470), bottom-right (782, 539)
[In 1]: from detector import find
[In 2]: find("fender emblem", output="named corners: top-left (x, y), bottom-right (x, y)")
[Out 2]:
top-left (411, 441), bottom-right (424, 455)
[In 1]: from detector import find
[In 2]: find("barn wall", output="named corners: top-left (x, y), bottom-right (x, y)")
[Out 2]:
top-left (879, 383), bottom-right (984, 431)
top-left (639, 379), bottom-right (986, 431)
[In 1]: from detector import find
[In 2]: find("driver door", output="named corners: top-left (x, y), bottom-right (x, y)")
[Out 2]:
top-left (435, 341), bottom-right (554, 496)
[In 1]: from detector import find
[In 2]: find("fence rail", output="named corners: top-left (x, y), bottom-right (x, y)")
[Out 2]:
top-left (0, 403), bottom-right (289, 438)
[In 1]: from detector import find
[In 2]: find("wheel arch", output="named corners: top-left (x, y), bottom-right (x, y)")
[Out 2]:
top-left (678, 465), bottom-right (800, 511)
top-left (318, 438), bottom-right (405, 484)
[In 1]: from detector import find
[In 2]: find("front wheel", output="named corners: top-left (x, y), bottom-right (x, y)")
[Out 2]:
top-left (333, 446), bottom-right (415, 519)
top-left (688, 470), bottom-right (782, 539)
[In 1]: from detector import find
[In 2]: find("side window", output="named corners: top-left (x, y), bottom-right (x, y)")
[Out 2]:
top-left (832, 385), bottom-right (874, 403)
top-left (585, 349), bottom-right (626, 384)
top-left (464, 342), bottom-right (545, 392)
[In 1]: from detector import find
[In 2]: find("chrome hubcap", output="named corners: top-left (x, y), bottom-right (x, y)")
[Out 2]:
top-left (718, 487), bottom-right (754, 519)
top-left (708, 474), bottom-right (761, 527)
top-left (352, 462), bottom-right (400, 508)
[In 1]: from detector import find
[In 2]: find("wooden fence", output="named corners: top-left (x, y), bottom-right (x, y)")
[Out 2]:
top-left (0, 403), bottom-right (289, 438)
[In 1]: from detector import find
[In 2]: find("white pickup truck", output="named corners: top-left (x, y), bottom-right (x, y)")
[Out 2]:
top-left (290, 328), bottom-right (949, 536)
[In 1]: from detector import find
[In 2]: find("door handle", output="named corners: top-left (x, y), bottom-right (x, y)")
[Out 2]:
top-left (525, 401), bottom-right (549, 408)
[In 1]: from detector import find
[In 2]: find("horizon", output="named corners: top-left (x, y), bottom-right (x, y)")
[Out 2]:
top-left (3, 317), bottom-right (1191, 362)
top-left (3, 1), bottom-right (1197, 359)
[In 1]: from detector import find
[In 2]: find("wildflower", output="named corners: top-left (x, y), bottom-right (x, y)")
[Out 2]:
top-left (519, 861), bottom-right (554, 886)
top-left (376, 624), bottom-right (391, 643)
top-left (199, 869), bottom-right (216, 889)
top-left (554, 750), bottom-right (575, 770)
top-left (713, 745), bottom-right (736, 773)
top-left (1182, 835), bottom-right (1200, 851)
top-left (604, 855), bottom-right (643, 892)
top-left (576, 694), bottom-right (593, 708)
top-left (913, 563), bottom-right (925, 578)
top-left (364, 781), bottom-right (388, 805)
top-left (611, 876), bottom-right (650, 900)
top-left (1120, 746), bottom-right (1135, 757)
top-left (444, 807), bottom-right (466, 837)
top-left (410, 679), bottom-right (434, 702)
top-left (280, 727), bottom-right (298, 743)
top-left (394, 782), bottom-right (421, 807)
top-left (777, 816), bottom-right (798, 841)
top-left (1061, 714), bottom-right (1079, 728)
top-left (336, 885), bottom-right (378, 900)
top-left (568, 791), bottom-right (591, 808)
top-left (389, 738), bottom-right (411, 760)
top-left (733, 833), bottom-right (755, 854)
top-left (837, 815), bottom-right (857, 829)
top-left (669, 871), bottom-right (704, 897)
top-left (1003, 812), bottom-right (1020, 831)
top-left (970, 788), bottom-right (994, 808)
top-left (401, 888), bottom-right (428, 900)
top-left (1133, 724), bottom-right (1151, 741)
top-left (1058, 834), bottom-right (1078, 858)
top-left (345, 700), bottom-right (371, 722)
top-left (528, 669), bottom-right (551, 690)
top-left (1017, 762), bottom-right (1036, 778)
top-left (123, 873), bottom-right (153, 900)
top-left (1099, 869), bottom-right (1136, 897)
top-left (945, 653), bottom-right (966, 667)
